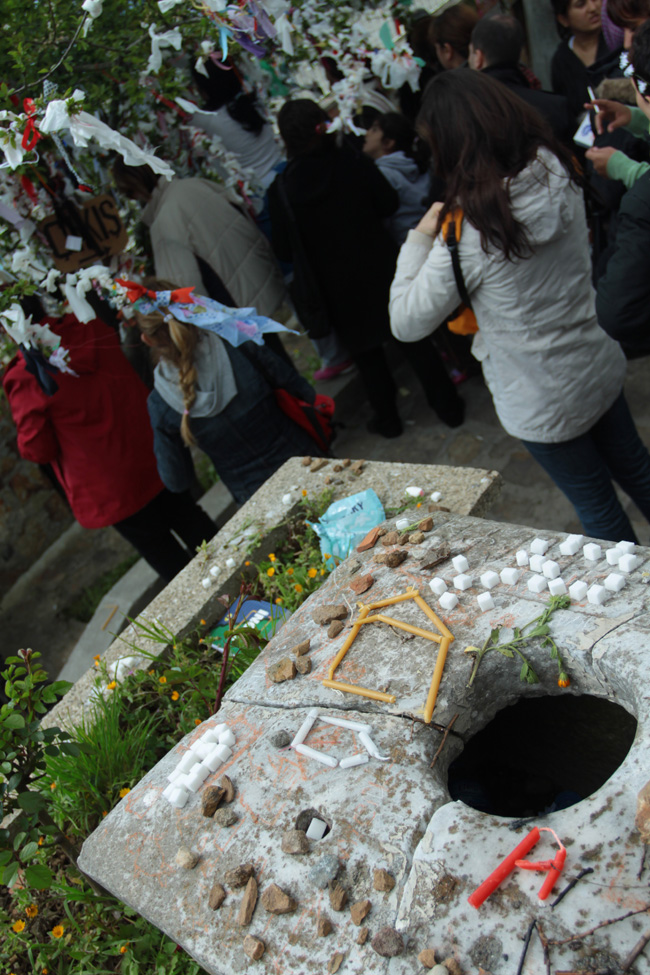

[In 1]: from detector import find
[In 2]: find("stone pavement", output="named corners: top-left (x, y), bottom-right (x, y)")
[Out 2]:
top-left (78, 511), bottom-right (650, 974)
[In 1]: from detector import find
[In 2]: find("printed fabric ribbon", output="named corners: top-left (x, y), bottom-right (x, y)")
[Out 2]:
top-left (22, 99), bottom-right (41, 151)
top-left (116, 279), bottom-right (196, 306)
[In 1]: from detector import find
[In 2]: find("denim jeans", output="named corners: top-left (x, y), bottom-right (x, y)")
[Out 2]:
top-left (521, 392), bottom-right (650, 542)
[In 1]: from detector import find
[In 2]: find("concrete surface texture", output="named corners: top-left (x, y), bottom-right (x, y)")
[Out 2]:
top-left (78, 511), bottom-right (650, 975)
top-left (43, 457), bottom-right (500, 734)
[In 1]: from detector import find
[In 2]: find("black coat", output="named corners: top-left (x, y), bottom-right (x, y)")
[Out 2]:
top-left (596, 170), bottom-right (650, 357)
top-left (482, 63), bottom-right (575, 146)
top-left (268, 140), bottom-right (399, 355)
top-left (551, 34), bottom-right (613, 120)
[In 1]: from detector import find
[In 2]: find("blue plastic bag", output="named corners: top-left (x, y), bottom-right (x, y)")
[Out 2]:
top-left (309, 489), bottom-right (385, 569)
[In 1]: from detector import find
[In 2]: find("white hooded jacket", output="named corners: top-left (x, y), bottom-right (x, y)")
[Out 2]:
top-left (389, 149), bottom-right (626, 444)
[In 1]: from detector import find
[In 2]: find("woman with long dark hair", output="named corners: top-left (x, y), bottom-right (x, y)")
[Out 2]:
top-left (268, 98), bottom-right (464, 438)
top-left (390, 69), bottom-right (650, 541)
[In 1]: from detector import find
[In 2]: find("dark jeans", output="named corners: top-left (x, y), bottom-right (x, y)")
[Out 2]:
top-left (114, 489), bottom-right (217, 583)
top-left (522, 392), bottom-right (650, 542)
top-left (353, 337), bottom-right (463, 425)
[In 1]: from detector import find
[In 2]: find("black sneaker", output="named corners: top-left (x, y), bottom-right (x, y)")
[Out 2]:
top-left (366, 415), bottom-right (403, 439)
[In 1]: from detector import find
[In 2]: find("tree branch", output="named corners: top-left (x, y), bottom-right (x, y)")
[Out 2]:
top-left (11, 14), bottom-right (89, 96)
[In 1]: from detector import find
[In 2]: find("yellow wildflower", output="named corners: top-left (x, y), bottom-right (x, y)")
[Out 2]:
top-left (294, 584), bottom-right (303, 593)
top-left (120, 944), bottom-right (129, 954)
top-left (320, 568), bottom-right (326, 575)
top-left (12, 920), bottom-right (25, 933)
top-left (25, 904), bottom-right (38, 918)
top-left (275, 597), bottom-right (283, 605)
top-left (42, 969), bottom-right (49, 974)
top-left (287, 567), bottom-right (294, 575)
top-left (308, 568), bottom-right (317, 578)
top-left (119, 788), bottom-right (130, 799)
top-left (159, 675), bottom-right (167, 684)
top-left (93, 654), bottom-right (100, 667)
top-left (148, 670), bottom-right (155, 676)
top-left (51, 925), bottom-right (64, 939)
top-left (37, 837), bottom-right (44, 846)
top-left (302, 490), bottom-right (308, 497)
top-left (416, 502), bottom-right (422, 508)
top-left (194, 718), bottom-right (201, 726)
top-left (102, 811), bottom-right (108, 817)
top-left (106, 680), bottom-right (117, 691)
top-left (50, 782), bottom-right (57, 791)
top-left (200, 618), bottom-right (206, 625)
top-left (558, 673), bottom-right (571, 688)
top-left (267, 567), bottom-right (275, 577)
top-left (171, 690), bottom-right (179, 701)
top-left (245, 561), bottom-right (251, 566)
top-left (268, 553), bottom-right (276, 562)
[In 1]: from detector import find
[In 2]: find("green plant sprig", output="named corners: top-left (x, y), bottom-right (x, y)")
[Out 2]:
top-left (465, 594), bottom-right (571, 688)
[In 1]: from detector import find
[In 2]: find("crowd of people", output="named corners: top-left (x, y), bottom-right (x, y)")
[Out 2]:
top-left (5, 0), bottom-right (650, 582)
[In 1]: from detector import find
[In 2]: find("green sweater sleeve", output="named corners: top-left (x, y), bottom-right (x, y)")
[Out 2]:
top-left (607, 151), bottom-right (650, 189)
top-left (626, 106), bottom-right (650, 138)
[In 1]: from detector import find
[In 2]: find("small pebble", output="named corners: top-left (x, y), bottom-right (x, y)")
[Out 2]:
top-left (418, 949), bottom-right (437, 968)
top-left (295, 656), bottom-right (312, 675)
top-left (328, 619), bottom-right (345, 639)
top-left (371, 926), bottom-right (405, 957)
top-left (269, 730), bottom-right (291, 749)
top-left (309, 854), bottom-right (340, 889)
top-left (242, 935), bottom-right (265, 961)
top-left (213, 807), bottom-right (238, 828)
top-left (175, 847), bottom-right (199, 869)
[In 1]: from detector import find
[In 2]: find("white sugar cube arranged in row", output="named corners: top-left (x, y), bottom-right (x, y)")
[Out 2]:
top-left (480, 570), bottom-right (500, 589)
top-left (542, 560), bottom-right (560, 580)
top-left (604, 572), bottom-right (626, 592)
top-left (439, 591), bottom-right (459, 611)
top-left (167, 786), bottom-right (189, 808)
top-left (606, 548), bottom-right (622, 566)
top-left (619, 553), bottom-right (641, 573)
top-left (500, 567), bottom-right (520, 586)
top-left (587, 584), bottom-right (608, 606)
top-left (559, 533), bottom-right (583, 556)
top-left (583, 542), bottom-right (602, 562)
top-left (530, 537), bottom-right (550, 555)
top-left (477, 592), bottom-right (495, 613)
top-left (429, 577), bottom-right (447, 596)
top-left (190, 740), bottom-right (212, 761)
top-left (616, 540), bottom-right (635, 554)
top-left (431, 491), bottom-right (443, 502)
top-left (548, 578), bottom-right (567, 597)
top-left (569, 580), bottom-right (588, 601)
top-left (516, 549), bottom-right (529, 566)
top-left (219, 729), bottom-right (236, 748)
top-left (185, 764), bottom-right (210, 792)
top-left (452, 554), bottom-right (469, 574)
top-left (454, 574), bottom-right (473, 591)
top-left (177, 750), bottom-right (199, 774)
top-left (527, 574), bottom-right (547, 594)
top-left (529, 553), bottom-right (545, 573)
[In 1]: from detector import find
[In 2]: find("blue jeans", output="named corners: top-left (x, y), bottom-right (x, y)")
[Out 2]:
top-left (521, 393), bottom-right (650, 542)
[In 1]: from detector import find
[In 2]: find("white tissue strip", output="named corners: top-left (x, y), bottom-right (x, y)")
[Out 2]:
top-left (339, 753), bottom-right (370, 769)
top-left (406, 486), bottom-right (424, 497)
top-left (320, 715), bottom-right (372, 733)
top-left (290, 708), bottom-right (319, 748)
top-left (359, 731), bottom-right (390, 761)
top-left (295, 743), bottom-right (338, 767)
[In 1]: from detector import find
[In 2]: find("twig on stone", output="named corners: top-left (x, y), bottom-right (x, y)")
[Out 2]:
top-left (551, 867), bottom-right (594, 908)
top-left (429, 712), bottom-right (459, 769)
top-left (549, 906), bottom-right (650, 946)
top-left (515, 918), bottom-right (537, 975)
top-left (638, 845), bottom-right (648, 881)
top-left (622, 929), bottom-right (650, 972)
top-left (536, 920), bottom-right (552, 975)
top-left (508, 814), bottom-right (539, 832)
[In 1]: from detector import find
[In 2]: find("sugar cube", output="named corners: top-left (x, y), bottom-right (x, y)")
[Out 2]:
top-left (306, 818), bottom-right (328, 840)
top-left (606, 548), bottom-right (622, 566)
top-left (527, 574), bottom-right (547, 594)
top-left (209, 564), bottom-right (221, 578)
top-left (618, 553), bottom-right (641, 573)
top-left (587, 584), bottom-right (608, 606)
top-left (542, 560), bottom-right (560, 580)
top-left (453, 573), bottom-right (473, 591)
top-left (477, 592), bottom-right (495, 612)
top-left (500, 567), bottom-right (520, 585)
top-left (583, 543), bottom-right (602, 561)
top-left (190, 740), bottom-right (212, 760)
top-left (616, 540), bottom-right (636, 554)
top-left (430, 491), bottom-right (443, 502)
top-left (203, 746), bottom-right (224, 772)
top-left (218, 729), bottom-right (236, 748)
top-left (429, 577), bottom-right (447, 596)
top-left (168, 786), bottom-right (189, 809)
top-left (559, 535), bottom-right (582, 556)
top-left (516, 549), bottom-right (529, 566)
top-left (439, 592), bottom-right (458, 611)
top-left (480, 570), bottom-right (500, 589)
top-left (452, 554), bottom-right (470, 573)
top-left (177, 751), bottom-right (199, 774)
top-left (604, 572), bottom-right (626, 592)
top-left (529, 554), bottom-right (545, 573)
top-left (201, 577), bottom-right (211, 589)
top-left (395, 518), bottom-right (410, 530)
top-left (547, 577), bottom-right (567, 596)
top-left (569, 580), bottom-right (588, 601)
top-left (185, 765), bottom-right (210, 792)
top-left (530, 538), bottom-right (550, 555)
top-left (406, 486), bottom-right (424, 497)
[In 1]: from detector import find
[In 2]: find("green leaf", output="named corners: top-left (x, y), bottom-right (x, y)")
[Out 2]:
top-left (527, 624), bottom-right (550, 638)
top-left (520, 661), bottom-right (529, 681)
top-left (2, 713), bottom-right (25, 730)
top-left (2, 859), bottom-right (19, 887)
top-left (20, 841), bottom-right (39, 859)
top-left (17, 791), bottom-right (47, 814)
top-left (13, 831), bottom-right (27, 851)
top-left (0, 848), bottom-right (13, 866)
top-left (496, 647), bottom-right (514, 658)
top-left (25, 862), bottom-right (53, 889)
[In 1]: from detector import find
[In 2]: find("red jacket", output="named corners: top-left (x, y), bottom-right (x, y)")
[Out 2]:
top-left (2, 314), bottom-right (164, 529)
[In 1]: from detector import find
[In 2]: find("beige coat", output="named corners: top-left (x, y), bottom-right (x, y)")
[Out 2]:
top-left (142, 177), bottom-right (285, 317)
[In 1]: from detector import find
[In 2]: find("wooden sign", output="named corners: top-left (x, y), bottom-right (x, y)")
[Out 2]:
top-left (39, 194), bottom-right (128, 272)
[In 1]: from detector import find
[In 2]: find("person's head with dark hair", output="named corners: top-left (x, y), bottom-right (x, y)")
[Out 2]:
top-left (408, 13), bottom-right (436, 63)
top-left (363, 112), bottom-right (416, 159)
top-left (191, 57), bottom-right (266, 135)
top-left (429, 3), bottom-right (480, 69)
top-left (277, 99), bottom-right (329, 158)
top-left (630, 16), bottom-right (650, 103)
top-left (112, 158), bottom-right (160, 202)
top-left (469, 13), bottom-right (524, 70)
top-left (607, 0), bottom-right (650, 27)
top-left (416, 70), bottom-right (576, 261)
top-left (551, 0), bottom-right (601, 38)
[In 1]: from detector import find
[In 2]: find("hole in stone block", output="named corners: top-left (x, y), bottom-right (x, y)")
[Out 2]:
top-left (447, 695), bottom-right (636, 818)
top-left (295, 807), bottom-right (331, 839)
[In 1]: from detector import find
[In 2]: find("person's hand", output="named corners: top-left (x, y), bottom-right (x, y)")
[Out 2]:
top-left (583, 98), bottom-right (632, 135)
top-left (416, 201), bottom-right (444, 238)
top-left (585, 145), bottom-right (618, 178)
